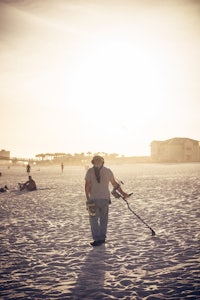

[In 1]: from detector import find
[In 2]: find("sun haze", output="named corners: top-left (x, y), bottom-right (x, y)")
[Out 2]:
top-left (0, 0), bottom-right (200, 158)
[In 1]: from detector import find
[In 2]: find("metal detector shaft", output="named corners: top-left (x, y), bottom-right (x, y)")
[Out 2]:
top-left (122, 194), bottom-right (156, 236)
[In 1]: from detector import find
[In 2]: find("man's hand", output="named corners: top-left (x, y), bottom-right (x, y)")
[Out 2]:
top-left (122, 193), bottom-right (133, 200)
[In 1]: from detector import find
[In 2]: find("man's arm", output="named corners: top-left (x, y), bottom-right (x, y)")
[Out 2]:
top-left (110, 176), bottom-right (129, 199)
top-left (24, 180), bottom-right (29, 186)
top-left (85, 179), bottom-right (91, 201)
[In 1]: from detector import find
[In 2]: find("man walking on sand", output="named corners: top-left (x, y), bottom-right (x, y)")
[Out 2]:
top-left (85, 155), bottom-right (129, 247)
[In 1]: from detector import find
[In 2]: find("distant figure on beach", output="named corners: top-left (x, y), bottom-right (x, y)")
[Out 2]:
top-left (26, 164), bottom-right (31, 174)
top-left (85, 155), bottom-right (129, 247)
top-left (61, 162), bottom-right (64, 173)
top-left (19, 176), bottom-right (37, 191)
top-left (0, 185), bottom-right (8, 192)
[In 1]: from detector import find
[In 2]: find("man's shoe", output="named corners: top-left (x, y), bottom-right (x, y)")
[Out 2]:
top-left (90, 240), bottom-right (102, 247)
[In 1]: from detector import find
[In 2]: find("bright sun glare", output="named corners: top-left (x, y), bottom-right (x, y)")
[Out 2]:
top-left (66, 38), bottom-right (167, 130)
top-left (3, 0), bottom-right (199, 158)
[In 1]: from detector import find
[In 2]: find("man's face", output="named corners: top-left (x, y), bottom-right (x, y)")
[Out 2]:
top-left (92, 156), bottom-right (104, 167)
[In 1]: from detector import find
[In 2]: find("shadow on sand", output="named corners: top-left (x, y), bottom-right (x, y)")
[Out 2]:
top-left (69, 245), bottom-right (109, 300)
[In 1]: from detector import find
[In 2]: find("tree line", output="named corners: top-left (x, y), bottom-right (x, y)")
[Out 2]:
top-left (34, 152), bottom-right (150, 165)
top-left (35, 152), bottom-right (121, 164)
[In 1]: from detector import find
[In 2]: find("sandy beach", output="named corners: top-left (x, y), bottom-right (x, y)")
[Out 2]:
top-left (0, 163), bottom-right (200, 299)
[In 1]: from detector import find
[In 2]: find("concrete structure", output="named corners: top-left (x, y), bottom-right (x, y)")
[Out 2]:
top-left (0, 149), bottom-right (10, 160)
top-left (151, 138), bottom-right (200, 162)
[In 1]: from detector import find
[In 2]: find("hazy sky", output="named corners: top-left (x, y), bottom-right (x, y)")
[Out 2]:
top-left (1, 0), bottom-right (200, 158)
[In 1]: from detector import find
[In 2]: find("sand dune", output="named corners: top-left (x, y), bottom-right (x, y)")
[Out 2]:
top-left (0, 163), bottom-right (200, 299)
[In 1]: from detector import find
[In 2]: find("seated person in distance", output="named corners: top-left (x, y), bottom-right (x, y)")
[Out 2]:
top-left (19, 176), bottom-right (37, 191)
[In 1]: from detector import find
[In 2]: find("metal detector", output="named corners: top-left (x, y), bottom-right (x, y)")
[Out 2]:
top-left (112, 190), bottom-right (156, 236)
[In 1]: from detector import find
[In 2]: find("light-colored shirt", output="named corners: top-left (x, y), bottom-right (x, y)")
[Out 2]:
top-left (85, 166), bottom-right (114, 200)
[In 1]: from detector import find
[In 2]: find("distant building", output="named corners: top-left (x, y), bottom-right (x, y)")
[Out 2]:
top-left (0, 149), bottom-right (10, 160)
top-left (151, 138), bottom-right (200, 162)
